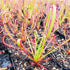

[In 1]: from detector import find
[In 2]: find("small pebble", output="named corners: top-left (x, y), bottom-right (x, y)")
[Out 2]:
top-left (9, 50), bottom-right (12, 53)
top-left (12, 49), bottom-right (15, 52)
top-left (62, 39), bottom-right (64, 41)
top-left (19, 61), bottom-right (22, 65)
top-left (15, 60), bottom-right (17, 62)
top-left (34, 67), bottom-right (38, 70)
top-left (24, 62), bottom-right (27, 67)
top-left (21, 65), bottom-right (23, 68)
top-left (17, 67), bottom-right (20, 70)
top-left (15, 52), bottom-right (19, 55)
top-left (58, 40), bottom-right (61, 42)
top-left (23, 68), bottom-right (25, 70)
top-left (53, 67), bottom-right (56, 70)
top-left (56, 69), bottom-right (59, 70)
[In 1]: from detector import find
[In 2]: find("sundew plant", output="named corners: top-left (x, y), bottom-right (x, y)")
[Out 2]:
top-left (0, 0), bottom-right (70, 70)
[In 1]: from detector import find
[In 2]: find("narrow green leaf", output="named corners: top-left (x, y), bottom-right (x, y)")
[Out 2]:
top-left (38, 5), bottom-right (56, 58)
top-left (44, 9), bottom-right (51, 33)
top-left (45, 5), bottom-right (56, 40)
top-left (34, 30), bottom-right (43, 61)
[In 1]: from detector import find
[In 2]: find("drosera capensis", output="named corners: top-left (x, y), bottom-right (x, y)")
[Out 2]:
top-left (1, 0), bottom-right (70, 70)
top-left (2, 4), bottom-right (57, 70)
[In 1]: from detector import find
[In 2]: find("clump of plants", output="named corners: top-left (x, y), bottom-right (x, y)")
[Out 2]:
top-left (0, 0), bottom-right (70, 70)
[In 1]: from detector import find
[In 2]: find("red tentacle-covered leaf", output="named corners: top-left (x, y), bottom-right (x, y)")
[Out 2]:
top-left (68, 50), bottom-right (70, 55)
top-left (2, 35), bottom-right (17, 49)
top-left (2, 35), bottom-right (26, 55)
